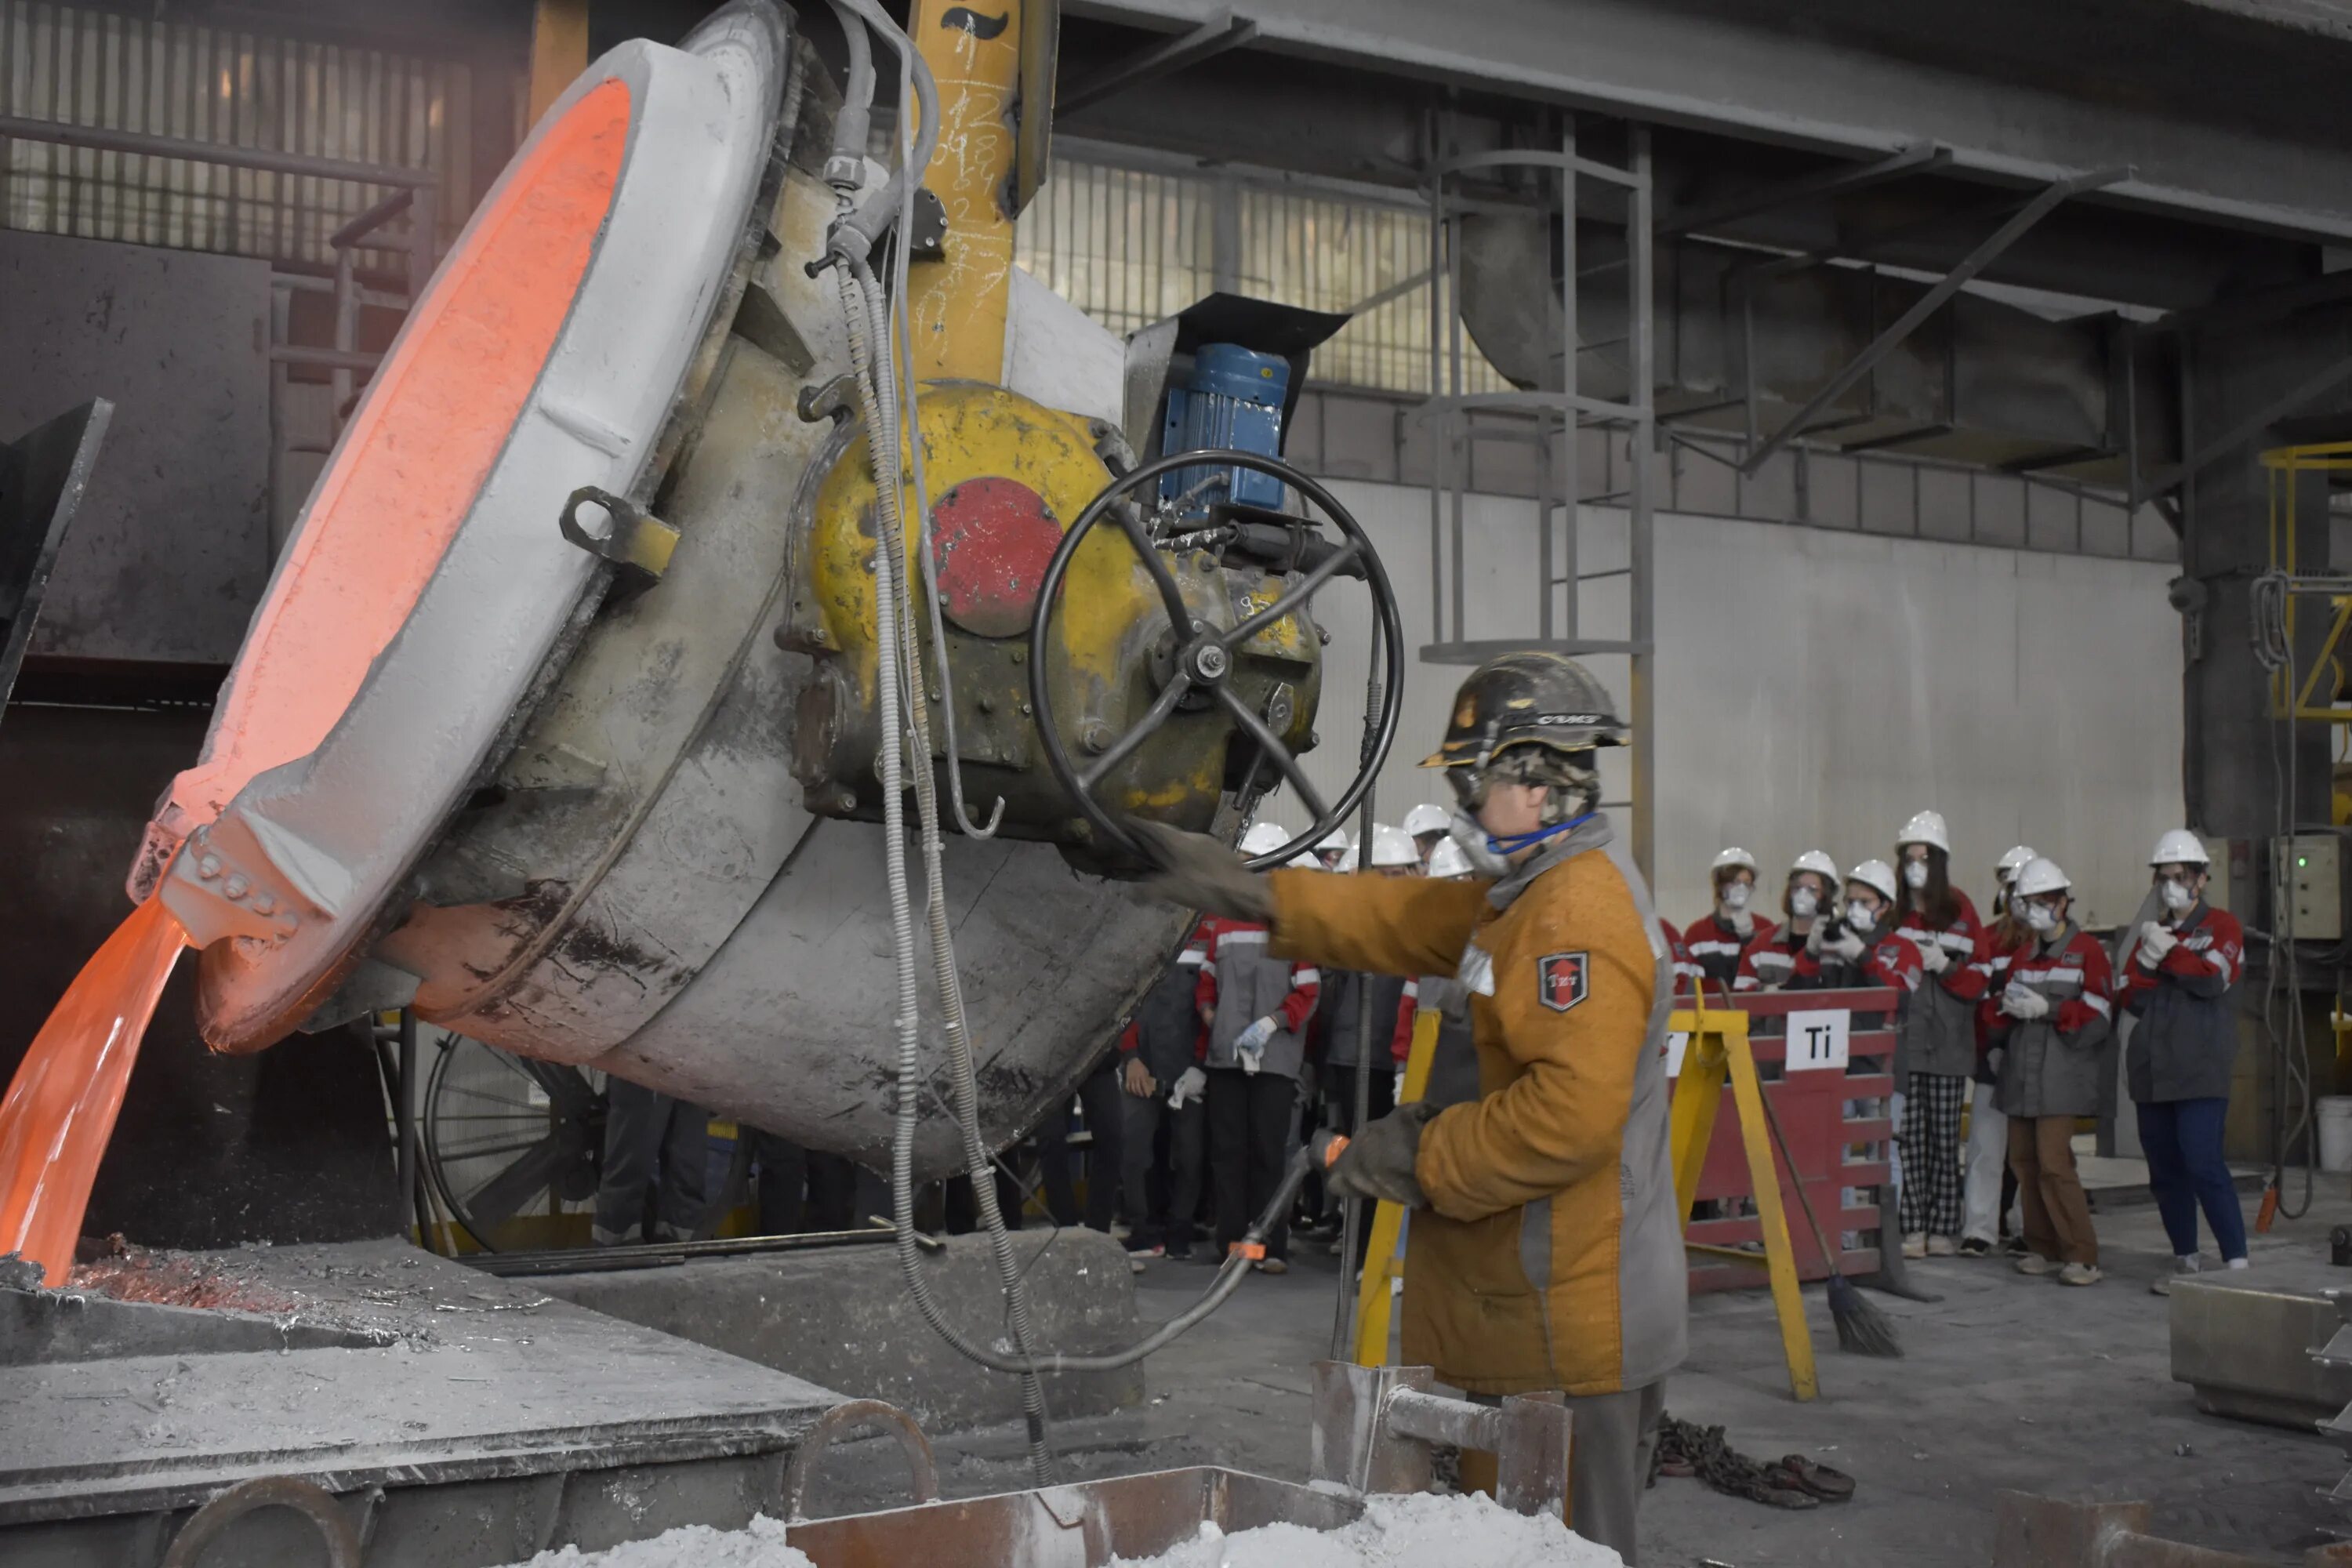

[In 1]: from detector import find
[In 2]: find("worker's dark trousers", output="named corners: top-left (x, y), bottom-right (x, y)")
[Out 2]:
top-left (750, 1131), bottom-right (857, 1234)
top-left (2136, 1096), bottom-right (2248, 1261)
top-left (1207, 1068), bottom-right (1294, 1261)
top-left (595, 1080), bottom-right (710, 1244)
top-left (1040, 1054), bottom-right (1125, 1231)
top-left (1469, 1379), bottom-right (1664, 1564)
top-left (1120, 1086), bottom-right (1206, 1256)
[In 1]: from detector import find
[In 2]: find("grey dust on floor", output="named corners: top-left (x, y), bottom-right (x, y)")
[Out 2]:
top-left (803, 1191), bottom-right (2352, 1567)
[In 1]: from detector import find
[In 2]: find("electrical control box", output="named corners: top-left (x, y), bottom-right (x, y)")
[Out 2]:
top-left (2271, 834), bottom-right (2343, 942)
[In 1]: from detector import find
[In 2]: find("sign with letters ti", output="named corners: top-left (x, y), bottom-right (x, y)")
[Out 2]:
top-left (1784, 1009), bottom-right (1850, 1073)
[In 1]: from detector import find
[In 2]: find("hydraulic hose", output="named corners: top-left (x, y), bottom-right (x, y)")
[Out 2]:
top-left (846, 249), bottom-right (1056, 1483)
top-left (827, 0), bottom-right (942, 254)
top-left (818, 0), bottom-right (873, 191)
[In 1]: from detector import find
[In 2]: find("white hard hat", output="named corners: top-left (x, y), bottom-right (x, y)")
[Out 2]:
top-left (1789, 849), bottom-right (1838, 881)
top-left (2013, 856), bottom-right (2071, 898)
top-left (1239, 821), bottom-right (1293, 858)
top-left (2150, 829), bottom-right (2210, 867)
top-left (1897, 809), bottom-right (1950, 853)
top-left (1402, 802), bottom-right (1450, 838)
top-left (1315, 825), bottom-right (1353, 854)
top-left (1290, 852), bottom-right (1323, 869)
top-left (1364, 823), bottom-right (1418, 869)
top-left (1426, 838), bottom-right (1474, 879)
top-left (1997, 844), bottom-right (2038, 881)
top-left (1846, 858), bottom-right (1900, 905)
top-left (1711, 846), bottom-right (1759, 875)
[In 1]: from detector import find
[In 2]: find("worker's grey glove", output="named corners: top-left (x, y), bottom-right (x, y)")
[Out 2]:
top-left (1327, 1101), bottom-right (1437, 1209)
top-left (1804, 923), bottom-right (1827, 958)
top-left (1918, 940), bottom-right (1950, 976)
top-left (1168, 1065), bottom-right (1207, 1109)
top-left (1828, 928), bottom-right (1867, 962)
top-left (1131, 821), bottom-right (1276, 921)
top-left (2138, 922), bottom-right (2178, 969)
top-left (2002, 984), bottom-right (2049, 1021)
top-left (1730, 908), bottom-right (1755, 938)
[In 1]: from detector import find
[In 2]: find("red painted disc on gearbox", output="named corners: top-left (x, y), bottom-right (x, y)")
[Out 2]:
top-left (929, 476), bottom-right (1062, 639)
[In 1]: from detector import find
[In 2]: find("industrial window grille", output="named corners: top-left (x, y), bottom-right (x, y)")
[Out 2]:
top-left (1016, 154), bottom-right (1511, 399)
top-left (0, 0), bottom-right (470, 267)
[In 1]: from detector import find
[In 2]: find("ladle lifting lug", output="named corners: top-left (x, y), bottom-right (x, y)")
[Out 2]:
top-left (559, 485), bottom-right (681, 581)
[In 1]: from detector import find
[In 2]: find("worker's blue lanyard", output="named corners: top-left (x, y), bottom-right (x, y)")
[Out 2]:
top-left (1484, 809), bottom-right (1596, 857)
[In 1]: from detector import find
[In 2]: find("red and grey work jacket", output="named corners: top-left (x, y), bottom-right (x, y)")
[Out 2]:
top-left (1681, 912), bottom-right (1777, 990)
top-left (1988, 924), bottom-right (2114, 1120)
top-left (1661, 919), bottom-right (1701, 994)
top-left (1193, 915), bottom-right (1319, 1079)
top-left (1732, 924), bottom-right (1812, 993)
top-left (2118, 903), bottom-right (2245, 1105)
top-left (1893, 893), bottom-right (1985, 1083)
top-left (1787, 928), bottom-right (1922, 996)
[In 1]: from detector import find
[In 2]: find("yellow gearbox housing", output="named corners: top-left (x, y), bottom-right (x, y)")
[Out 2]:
top-left (782, 379), bottom-right (1322, 850)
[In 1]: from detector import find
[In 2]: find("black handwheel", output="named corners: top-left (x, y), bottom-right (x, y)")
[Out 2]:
top-left (423, 1034), bottom-right (608, 1252)
top-left (1028, 447), bottom-right (1405, 870)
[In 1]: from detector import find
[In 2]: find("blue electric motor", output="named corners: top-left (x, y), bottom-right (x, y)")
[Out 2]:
top-left (1158, 343), bottom-right (1291, 519)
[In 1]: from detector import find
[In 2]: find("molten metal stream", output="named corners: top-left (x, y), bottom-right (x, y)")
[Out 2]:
top-left (0, 898), bottom-right (189, 1286)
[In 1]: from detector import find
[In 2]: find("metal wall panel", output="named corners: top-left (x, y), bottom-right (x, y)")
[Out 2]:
top-left (0, 227), bottom-right (270, 663)
top-left (1283, 479), bottom-right (2181, 929)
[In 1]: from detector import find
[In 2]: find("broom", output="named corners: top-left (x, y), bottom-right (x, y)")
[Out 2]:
top-left (1755, 1082), bottom-right (1903, 1358)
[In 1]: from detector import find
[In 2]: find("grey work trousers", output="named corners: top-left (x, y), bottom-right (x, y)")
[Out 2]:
top-left (1471, 1377), bottom-right (1665, 1564)
top-left (594, 1080), bottom-right (710, 1244)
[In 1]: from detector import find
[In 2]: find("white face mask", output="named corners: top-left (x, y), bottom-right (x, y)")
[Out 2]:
top-left (1447, 809), bottom-right (1513, 879)
top-left (1904, 859), bottom-right (1929, 891)
top-left (1721, 881), bottom-right (1751, 912)
top-left (1788, 887), bottom-right (1819, 920)
top-left (2158, 877), bottom-right (2195, 913)
top-left (2024, 902), bottom-right (2059, 934)
top-left (1845, 902), bottom-right (1877, 935)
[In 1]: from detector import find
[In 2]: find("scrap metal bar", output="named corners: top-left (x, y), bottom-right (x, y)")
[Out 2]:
top-left (1060, 11), bottom-right (1258, 114)
top-left (1739, 165), bottom-right (2129, 475)
top-left (1661, 141), bottom-right (1949, 238)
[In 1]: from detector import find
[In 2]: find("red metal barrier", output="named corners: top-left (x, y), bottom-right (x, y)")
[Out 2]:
top-left (1671, 988), bottom-right (1896, 1293)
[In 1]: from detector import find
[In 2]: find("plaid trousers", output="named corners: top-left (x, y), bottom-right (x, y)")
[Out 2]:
top-left (1897, 1070), bottom-right (1969, 1237)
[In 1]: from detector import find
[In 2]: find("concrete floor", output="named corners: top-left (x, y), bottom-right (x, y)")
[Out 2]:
top-left (810, 1183), bottom-right (2352, 1566)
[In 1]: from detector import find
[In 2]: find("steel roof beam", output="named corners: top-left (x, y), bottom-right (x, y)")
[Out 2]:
top-left (1068, 0), bottom-right (2352, 244)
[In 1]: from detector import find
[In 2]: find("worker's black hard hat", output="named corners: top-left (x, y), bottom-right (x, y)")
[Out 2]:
top-left (1420, 649), bottom-right (1628, 769)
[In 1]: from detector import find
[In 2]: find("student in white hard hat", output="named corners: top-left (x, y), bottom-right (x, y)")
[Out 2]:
top-left (2122, 831), bottom-right (2249, 1294)
top-left (1790, 859), bottom-right (1923, 994)
top-left (1990, 857), bottom-right (2117, 1287)
top-left (1402, 801), bottom-right (1452, 869)
top-left (1683, 847), bottom-right (1776, 992)
top-left (1314, 825), bottom-right (1353, 871)
top-left (1955, 845), bottom-right (2038, 1256)
top-left (1889, 809), bottom-right (1986, 1259)
top-left (1991, 844), bottom-right (2038, 920)
top-left (1733, 850), bottom-right (1840, 993)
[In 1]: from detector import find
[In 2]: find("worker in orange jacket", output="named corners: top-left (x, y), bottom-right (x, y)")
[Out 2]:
top-left (1138, 650), bottom-right (1683, 1564)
